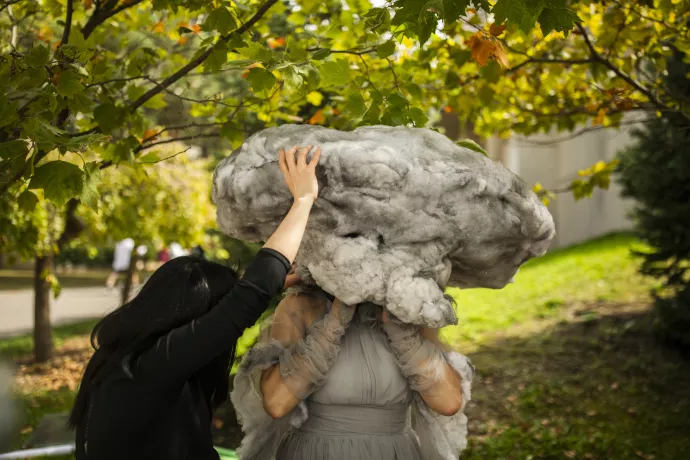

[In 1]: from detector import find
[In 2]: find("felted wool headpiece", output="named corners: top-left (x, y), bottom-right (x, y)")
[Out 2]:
top-left (212, 125), bottom-right (555, 328)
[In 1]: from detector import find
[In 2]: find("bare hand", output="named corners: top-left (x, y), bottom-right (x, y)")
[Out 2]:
top-left (278, 145), bottom-right (321, 201)
top-left (283, 265), bottom-right (301, 289)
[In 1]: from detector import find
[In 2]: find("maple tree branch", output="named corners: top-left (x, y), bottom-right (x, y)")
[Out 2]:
top-left (0, 0), bottom-right (22, 14)
top-left (82, 0), bottom-right (144, 39)
top-left (387, 58), bottom-right (400, 91)
top-left (149, 122), bottom-right (225, 140)
top-left (575, 22), bottom-right (684, 121)
top-left (138, 133), bottom-right (221, 150)
top-left (127, 0), bottom-right (278, 114)
top-left (508, 57), bottom-right (595, 74)
top-left (307, 47), bottom-right (376, 56)
top-left (60, 0), bottom-right (74, 46)
top-left (517, 118), bottom-right (648, 146)
top-left (84, 75), bottom-right (152, 88)
top-left (72, 0), bottom-right (277, 139)
top-left (140, 147), bottom-right (191, 164)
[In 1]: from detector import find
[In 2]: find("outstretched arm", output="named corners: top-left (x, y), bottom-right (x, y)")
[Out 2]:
top-left (134, 145), bottom-right (321, 385)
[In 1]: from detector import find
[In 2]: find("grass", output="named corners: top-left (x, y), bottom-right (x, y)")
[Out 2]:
top-left (461, 307), bottom-right (690, 459)
top-left (0, 269), bottom-right (112, 291)
top-left (0, 321), bottom-right (98, 360)
top-left (445, 232), bottom-right (653, 345)
top-left (3, 232), bottom-right (689, 459)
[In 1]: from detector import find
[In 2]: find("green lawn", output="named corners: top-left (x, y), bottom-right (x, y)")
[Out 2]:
top-left (0, 269), bottom-right (112, 291)
top-left (3, 233), bottom-right (689, 459)
top-left (445, 232), bottom-right (653, 345)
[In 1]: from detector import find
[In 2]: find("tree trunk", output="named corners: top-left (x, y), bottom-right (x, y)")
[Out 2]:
top-left (34, 255), bottom-right (53, 363)
top-left (31, 199), bottom-right (85, 363)
top-left (121, 249), bottom-right (138, 305)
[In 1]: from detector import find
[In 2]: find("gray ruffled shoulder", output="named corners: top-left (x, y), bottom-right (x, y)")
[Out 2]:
top-left (411, 351), bottom-right (474, 459)
top-left (231, 336), bottom-right (308, 460)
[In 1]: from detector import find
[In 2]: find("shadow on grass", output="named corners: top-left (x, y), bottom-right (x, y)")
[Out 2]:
top-left (462, 306), bottom-right (690, 460)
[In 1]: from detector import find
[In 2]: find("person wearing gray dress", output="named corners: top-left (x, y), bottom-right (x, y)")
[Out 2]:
top-left (230, 288), bottom-right (474, 460)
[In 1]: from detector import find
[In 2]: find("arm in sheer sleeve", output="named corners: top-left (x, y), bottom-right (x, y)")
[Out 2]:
top-left (382, 318), bottom-right (465, 415)
top-left (260, 294), bottom-right (355, 418)
top-left (382, 317), bottom-right (475, 459)
top-left (229, 292), bottom-right (354, 459)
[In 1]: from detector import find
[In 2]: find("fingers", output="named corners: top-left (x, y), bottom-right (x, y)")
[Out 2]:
top-left (285, 146), bottom-right (299, 174)
top-left (278, 148), bottom-right (288, 179)
top-left (297, 145), bottom-right (312, 168)
top-left (283, 273), bottom-right (301, 290)
top-left (308, 147), bottom-right (322, 170)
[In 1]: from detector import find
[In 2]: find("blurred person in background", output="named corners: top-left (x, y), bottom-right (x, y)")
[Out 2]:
top-left (105, 238), bottom-right (135, 290)
top-left (169, 242), bottom-right (187, 259)
top-left (157, 246), bottom-right (171, 265)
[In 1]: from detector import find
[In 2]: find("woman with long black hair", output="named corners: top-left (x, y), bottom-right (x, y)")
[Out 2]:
top-left (69, 145), bottom-right (322, 460)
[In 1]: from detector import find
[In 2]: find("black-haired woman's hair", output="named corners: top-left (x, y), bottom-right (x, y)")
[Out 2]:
top-left (69, 256), bottom-right (238, 428)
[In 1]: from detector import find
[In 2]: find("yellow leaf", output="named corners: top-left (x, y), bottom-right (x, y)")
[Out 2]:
top-left (306, 91), bottom-right (324, 106)
top-left (593, 108), bottom-right (606, 125)
top-left (493, 42), bottom-right (510, 68)
top-left (593, 161), bottom-right (607, 173)
top-left (142, 128), bottom-right (159, 142)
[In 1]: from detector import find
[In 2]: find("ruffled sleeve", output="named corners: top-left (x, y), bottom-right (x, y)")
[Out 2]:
top-left (230, 322), bottom-right (309, 460)
top-left (411, 350), bottom-right (474, 459)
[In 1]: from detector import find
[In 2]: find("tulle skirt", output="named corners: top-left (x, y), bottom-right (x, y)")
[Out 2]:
top-left (276, 402), bottom-right (423, 460)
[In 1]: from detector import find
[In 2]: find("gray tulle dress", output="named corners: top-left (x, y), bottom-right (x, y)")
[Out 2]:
top-left (230, 299), bottom-right (474, 460)
top-left (276, 307), bottom-right (423, 460)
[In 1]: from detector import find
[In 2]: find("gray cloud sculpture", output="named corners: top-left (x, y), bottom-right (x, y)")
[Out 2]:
top-left (212, 125), bottom-right (555, 328)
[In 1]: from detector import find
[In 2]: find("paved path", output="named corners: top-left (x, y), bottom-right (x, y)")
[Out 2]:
top-left (0, 287), bottom-right (125, 337)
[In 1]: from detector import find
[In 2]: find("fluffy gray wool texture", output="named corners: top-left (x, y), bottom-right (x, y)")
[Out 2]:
top-left (212, 125), bottom-right (555, 328)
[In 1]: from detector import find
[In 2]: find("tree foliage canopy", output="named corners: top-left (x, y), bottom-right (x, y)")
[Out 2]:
top-left (2, 0), bottom-right (688, 255)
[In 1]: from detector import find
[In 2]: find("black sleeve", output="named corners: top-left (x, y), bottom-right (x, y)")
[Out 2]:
top-left (134, 248), bottom-right (291, 385)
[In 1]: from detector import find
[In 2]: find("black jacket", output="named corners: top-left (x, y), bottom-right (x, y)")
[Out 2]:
top-left (75, 248), bottom-right (290, 460)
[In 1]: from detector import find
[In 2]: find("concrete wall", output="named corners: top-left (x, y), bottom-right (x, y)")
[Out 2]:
top-left (486, 123), bottom-right (642, 249)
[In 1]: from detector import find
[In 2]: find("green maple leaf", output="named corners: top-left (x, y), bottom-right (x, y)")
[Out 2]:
top-left (538, 6), bottom-right (581, 36)
top-left (55, 70), bottom-right (85, 98)
top-left (246, 68), bottom-right (276, 93)
top-left (29, 160), bottom-right (84, 207)
top-left (206, 6), bottom-right (237, 35)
